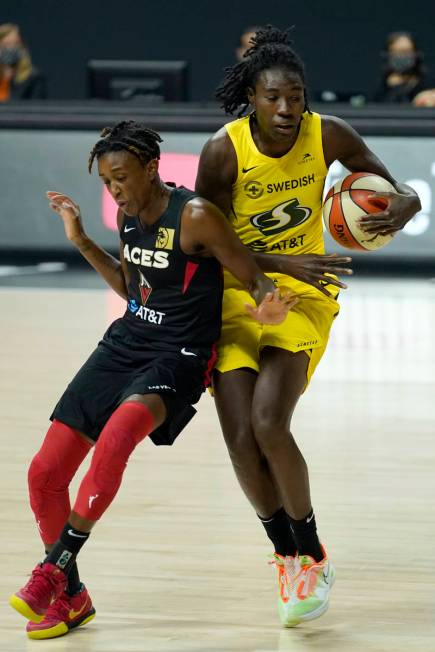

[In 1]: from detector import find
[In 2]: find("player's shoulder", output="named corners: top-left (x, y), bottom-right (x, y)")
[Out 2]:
top-left (197, 123), bottom-right (238, 191)
top-left (183, 195), bottom-right (220, 218)
top-left (319, 113), bottom-right (352, 136)
top-left (209, 124), bottom-right (230, 143)
top-left (201, 125), bottom-right (234, 161)
top-left (320, 114), bottom-right (364, 165)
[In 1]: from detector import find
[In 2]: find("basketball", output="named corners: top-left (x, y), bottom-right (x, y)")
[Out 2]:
top-left (323, 172), bottom-right (397, 250)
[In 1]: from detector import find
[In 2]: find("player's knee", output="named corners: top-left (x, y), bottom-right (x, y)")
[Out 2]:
top-left (28, 453), bottom-right (56, 513)
top-left (74, 428), bottom-right (139, 521)
top-left (28, 446), bottom-right (72, 496)
top-left (92, 428), bottom-right (136, 488)
top-left (78, 403), bottom-right (155, 510)
top-left (252, 412), bottom-right (292, 451)
top-left (224, 423), bottom-right (253, 457)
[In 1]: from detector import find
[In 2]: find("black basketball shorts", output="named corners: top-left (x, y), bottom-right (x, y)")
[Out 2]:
top-left (51, 318), bottom-right (215, 445)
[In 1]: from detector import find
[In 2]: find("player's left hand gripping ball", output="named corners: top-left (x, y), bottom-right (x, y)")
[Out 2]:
top-left (245, 289), bottom-right (298, 325)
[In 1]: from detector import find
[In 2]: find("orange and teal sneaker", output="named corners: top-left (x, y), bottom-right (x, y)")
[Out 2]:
top-left (9, 562), bottom-right (67, 623)
top-left (26, 584), bottom-right (95, 640)
top-left (281, 547), bottom-right (336, 627)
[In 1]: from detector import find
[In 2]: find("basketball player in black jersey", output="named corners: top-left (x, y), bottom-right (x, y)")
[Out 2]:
top-left (9, 121), bottom-right (296, 640)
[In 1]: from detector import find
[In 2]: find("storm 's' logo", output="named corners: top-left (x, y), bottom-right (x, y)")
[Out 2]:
top-left (250, 199), bottom-right (312, 236)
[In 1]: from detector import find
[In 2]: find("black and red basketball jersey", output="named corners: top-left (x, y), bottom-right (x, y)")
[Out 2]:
top-left (120, 187), bottom-right (223, 347)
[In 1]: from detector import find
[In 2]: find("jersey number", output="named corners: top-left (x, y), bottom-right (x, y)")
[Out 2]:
top-left (250, 199), bottom-right (312, 236)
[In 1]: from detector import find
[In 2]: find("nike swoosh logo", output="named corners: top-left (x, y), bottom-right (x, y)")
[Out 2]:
top-left (124, 225), bottom-right (135, 233)
top-left (181, 347), bottom-right (197, 356)
top-left (306, 513), bottom-right (315, 523)
top-left (67, 529), bottom-right (88, 538)
top-left (69, 598), bottom-right (90, 620)
top-left (242, 165), bottom-right (258, 173)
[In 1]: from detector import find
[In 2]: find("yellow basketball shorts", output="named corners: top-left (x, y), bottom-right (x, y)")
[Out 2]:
top-left (215, 286), bottom-right (340, 388)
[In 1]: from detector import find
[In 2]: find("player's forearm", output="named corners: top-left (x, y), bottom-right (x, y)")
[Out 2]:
top-left (251, 251), bottom-right (287, 274)
top-left (222, 248), bottom-right (276, 303)
top-left (72, 235), bottom-right (128, 299)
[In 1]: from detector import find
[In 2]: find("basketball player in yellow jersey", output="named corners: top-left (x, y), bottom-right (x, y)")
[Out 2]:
top-left (195, 26), bottom-right (421, 627)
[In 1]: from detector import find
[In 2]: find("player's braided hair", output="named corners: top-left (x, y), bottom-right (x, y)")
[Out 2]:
top-left (88, 121), bottom-right (163, 173)
top-left (216, 25), bottom-right (310, 116)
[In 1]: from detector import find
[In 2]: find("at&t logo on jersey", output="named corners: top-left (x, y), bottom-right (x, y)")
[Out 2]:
top-left (247, 234), bottom-right (306, 252)
top-left (123, 244), bottom-right (169, 268)
top-left (128, 299), bottom-right (165, 325)
top-left (250, 198), bottom-right (312, 236)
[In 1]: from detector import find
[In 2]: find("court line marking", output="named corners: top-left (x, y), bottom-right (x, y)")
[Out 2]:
top-left (0, 262), bottom-right (67, 276)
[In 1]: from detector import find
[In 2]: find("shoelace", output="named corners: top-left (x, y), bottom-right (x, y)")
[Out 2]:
top-left (24, 566), bottom-right (58, 602)
top-left (269, 555), bottom-right (300, 597)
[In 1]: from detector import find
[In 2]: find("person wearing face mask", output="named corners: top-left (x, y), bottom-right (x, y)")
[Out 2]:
top-left (0, 23), bottom-right (46, 101)
top-left (235, 26), bottom-right (260, 62)
top-left (373, 31), bottom-right (431, 103)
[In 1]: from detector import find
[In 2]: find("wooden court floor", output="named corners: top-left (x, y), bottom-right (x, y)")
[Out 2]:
top-left (1, 277), bottom-right (434, 651)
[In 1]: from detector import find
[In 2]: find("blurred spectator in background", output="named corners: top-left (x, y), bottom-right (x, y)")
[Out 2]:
top-left (235, 26), bottom-right (259, 62)
top-left (413, 88), bottom-right (435, 107)
top-left (0, 23), bottom-right (46, 101)
top-left (373, 31), bottom-right (432, 103)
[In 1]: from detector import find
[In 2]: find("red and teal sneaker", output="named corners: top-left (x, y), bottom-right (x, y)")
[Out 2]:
top-left (26, 584), bottom-right (95, 640)
top-left (9, 562), bottom-right (67, 623)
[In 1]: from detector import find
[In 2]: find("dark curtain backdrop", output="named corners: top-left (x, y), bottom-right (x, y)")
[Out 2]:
top-left (2, 0), bottom-right (434, 101)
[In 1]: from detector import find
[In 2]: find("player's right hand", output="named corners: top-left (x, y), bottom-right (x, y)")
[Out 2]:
top-left (276, 253), bottom-right (353, 297)
top-left (46, 191), bottom-right (86, 243)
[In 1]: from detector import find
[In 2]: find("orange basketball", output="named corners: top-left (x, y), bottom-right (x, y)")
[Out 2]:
top-left (322, 172), bottom-right (397, 251)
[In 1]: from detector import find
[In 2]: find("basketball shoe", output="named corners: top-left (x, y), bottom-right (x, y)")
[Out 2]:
top-left (280, 547), bottom-right (336, 627)
top-left (9, 562), bottom-right (67, 623)
top-left (26, 584), bottom-right (95, 639)
top-left (271, 553), bottom-right (299, 626)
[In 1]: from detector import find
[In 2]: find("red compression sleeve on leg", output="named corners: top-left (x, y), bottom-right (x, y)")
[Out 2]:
top-left (73, 401), bottom-right (155, 522)
top-left (28, 420), bottom-right (93, 545)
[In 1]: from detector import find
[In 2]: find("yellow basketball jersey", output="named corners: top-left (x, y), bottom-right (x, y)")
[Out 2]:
top-left (225, 111), bottom-right (331, 295)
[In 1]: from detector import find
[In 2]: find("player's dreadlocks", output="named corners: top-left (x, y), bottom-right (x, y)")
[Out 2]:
top-left (216, 25), bottom-right (310, 116)
top-left (88, 121), bottom-right (163, 173)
